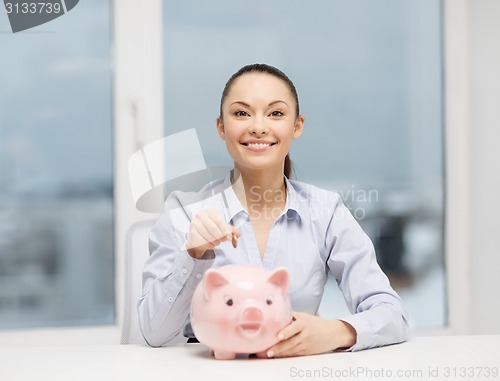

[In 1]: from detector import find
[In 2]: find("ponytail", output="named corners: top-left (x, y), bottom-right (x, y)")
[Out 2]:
top-left (284, 154), bottom-right (293, 179)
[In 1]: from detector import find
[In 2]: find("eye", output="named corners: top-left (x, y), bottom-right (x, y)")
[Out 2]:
top-left (266, 294), bottom-right (274, 305)
top-left (224, 295), bottom-right (233, 306)
top-left (269, 110), bottom-right (284, 117)
top-left (234, 110), bottom-right (249, 117)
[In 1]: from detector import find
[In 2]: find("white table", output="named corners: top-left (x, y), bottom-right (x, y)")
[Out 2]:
top-left (1, 335), bottom-right (499, 381)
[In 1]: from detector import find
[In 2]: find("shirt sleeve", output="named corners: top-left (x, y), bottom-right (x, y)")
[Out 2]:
top-left (137, 194), bottom-right (214, 347)
top-left (325, 197), bottom-right (410, 351)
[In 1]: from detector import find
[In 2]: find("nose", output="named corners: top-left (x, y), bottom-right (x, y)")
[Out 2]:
top-left (249, 116), bottom-right (268, 136)
top-left (242, 306), bottom-right (263, 322)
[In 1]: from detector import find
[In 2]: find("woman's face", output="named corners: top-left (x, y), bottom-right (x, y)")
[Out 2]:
top-left (217, 73), bottom-right (304, 175)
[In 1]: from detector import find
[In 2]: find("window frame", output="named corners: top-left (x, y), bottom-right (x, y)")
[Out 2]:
top-left (0, 0), bottom-right (165, 346)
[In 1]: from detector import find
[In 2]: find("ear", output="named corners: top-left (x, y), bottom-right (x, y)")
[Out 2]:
top-left (216, 117), bottom-right (225, 141)
top-left (267, 267), bottom-right (290, 297)
top-left (203, 269), bottom-right (229, 300)
top-left (292, 115), bottom-right (304, 139)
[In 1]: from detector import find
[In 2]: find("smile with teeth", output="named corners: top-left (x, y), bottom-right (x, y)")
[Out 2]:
top-left (242, 142), bottom-right (277, 150)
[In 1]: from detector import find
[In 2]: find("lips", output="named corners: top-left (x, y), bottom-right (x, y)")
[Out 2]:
top-left (241, 140), bottom-right (277, 152)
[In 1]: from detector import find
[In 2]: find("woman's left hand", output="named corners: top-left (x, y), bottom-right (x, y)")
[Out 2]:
top-left (261, 312), bottom-right (357, 358)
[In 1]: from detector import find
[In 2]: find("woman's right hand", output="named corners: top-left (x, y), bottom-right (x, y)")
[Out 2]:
top-left (186, 208), bottom-right (240, 259)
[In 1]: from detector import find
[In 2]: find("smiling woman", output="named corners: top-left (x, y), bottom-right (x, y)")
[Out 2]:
top-left (162, 0), bottom-right (446, 332)
top-left (138, 64), bottom-right (409, 357)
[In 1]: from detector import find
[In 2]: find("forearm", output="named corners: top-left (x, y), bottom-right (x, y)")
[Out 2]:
top-left (339, 302), bottom-right (409, 351)
top-left (138, 250), bottom-right (214, 346)
top-left (138, 291), bottom-right (189, 347)
top-left (326, 200), bottom-right (409, 351)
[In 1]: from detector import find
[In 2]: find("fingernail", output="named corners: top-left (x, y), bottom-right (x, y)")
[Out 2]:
top-left (267, 350), bottom-right (274, 358)
top-left (277, 333), bottom-right (285, 341)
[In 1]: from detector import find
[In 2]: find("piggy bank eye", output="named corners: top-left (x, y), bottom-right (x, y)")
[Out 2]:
top-left (266, 299), bottom-right (273, 305)
top-left (224, 296), bottom-right (233, 306)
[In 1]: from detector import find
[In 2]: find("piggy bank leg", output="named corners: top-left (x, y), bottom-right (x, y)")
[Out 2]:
top-left (213, 350), bottom-right (237, 360)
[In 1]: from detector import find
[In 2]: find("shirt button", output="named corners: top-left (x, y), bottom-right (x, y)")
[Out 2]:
top-left (167, 297), bottom-right (173, 302)
top-left (196, 273), bottom-right (202, 279)
top-left (182, 267), bottom-right (188, 275)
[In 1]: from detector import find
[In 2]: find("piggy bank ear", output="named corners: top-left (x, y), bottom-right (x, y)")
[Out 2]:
top-left (203, 269), bottom-right (229, 301)
top-left (267, 267), bottom-right (290, 297)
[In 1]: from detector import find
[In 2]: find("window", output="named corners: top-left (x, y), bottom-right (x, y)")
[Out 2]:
top-left (163, 0), bottom-right (445, 329)
top-left (0, 0), bottom-right (113, 329)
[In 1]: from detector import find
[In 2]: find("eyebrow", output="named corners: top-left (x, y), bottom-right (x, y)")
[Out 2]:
top-left (230, 100), bottom-right (289, 108)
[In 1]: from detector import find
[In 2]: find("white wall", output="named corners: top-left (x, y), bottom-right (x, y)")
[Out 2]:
top-left (113, 0), bottom-right (164, 331)
top-left (467, 0), bottom-right (500, 334)
top-left (445, 0), bottom-right (500, 334)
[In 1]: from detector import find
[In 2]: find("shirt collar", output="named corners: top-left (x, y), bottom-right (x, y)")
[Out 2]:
top-left (219, 172), bottom-right (307, 224)
top-left (220, 173), bottom-right (245, 224)
top-left (284, 177), bottom-right (308, 220)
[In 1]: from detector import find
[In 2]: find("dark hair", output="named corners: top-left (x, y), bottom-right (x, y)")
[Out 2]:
top-left (219, 63), bottom-right (299, 179)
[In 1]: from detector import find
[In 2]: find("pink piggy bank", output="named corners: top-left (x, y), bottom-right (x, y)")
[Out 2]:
top-left (190, 264), bottom-right (292, 360)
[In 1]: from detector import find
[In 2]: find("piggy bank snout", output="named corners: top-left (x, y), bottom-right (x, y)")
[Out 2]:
top-left (239, 306), bottom-right (264, 338)
top-left (241, 306), bottom-right (263, 322)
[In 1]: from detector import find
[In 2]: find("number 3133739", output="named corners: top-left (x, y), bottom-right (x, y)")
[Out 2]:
top-left (443, 367), bottom-right (498, 378)
top-left (5, 2), bottom-right (62, 14)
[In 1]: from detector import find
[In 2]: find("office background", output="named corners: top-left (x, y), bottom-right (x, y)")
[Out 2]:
top-left (0, 0), bottom-right (499, 344)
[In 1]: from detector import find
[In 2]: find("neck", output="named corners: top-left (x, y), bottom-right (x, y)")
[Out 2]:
top-left (231, 165), bottom-right (286, 216)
